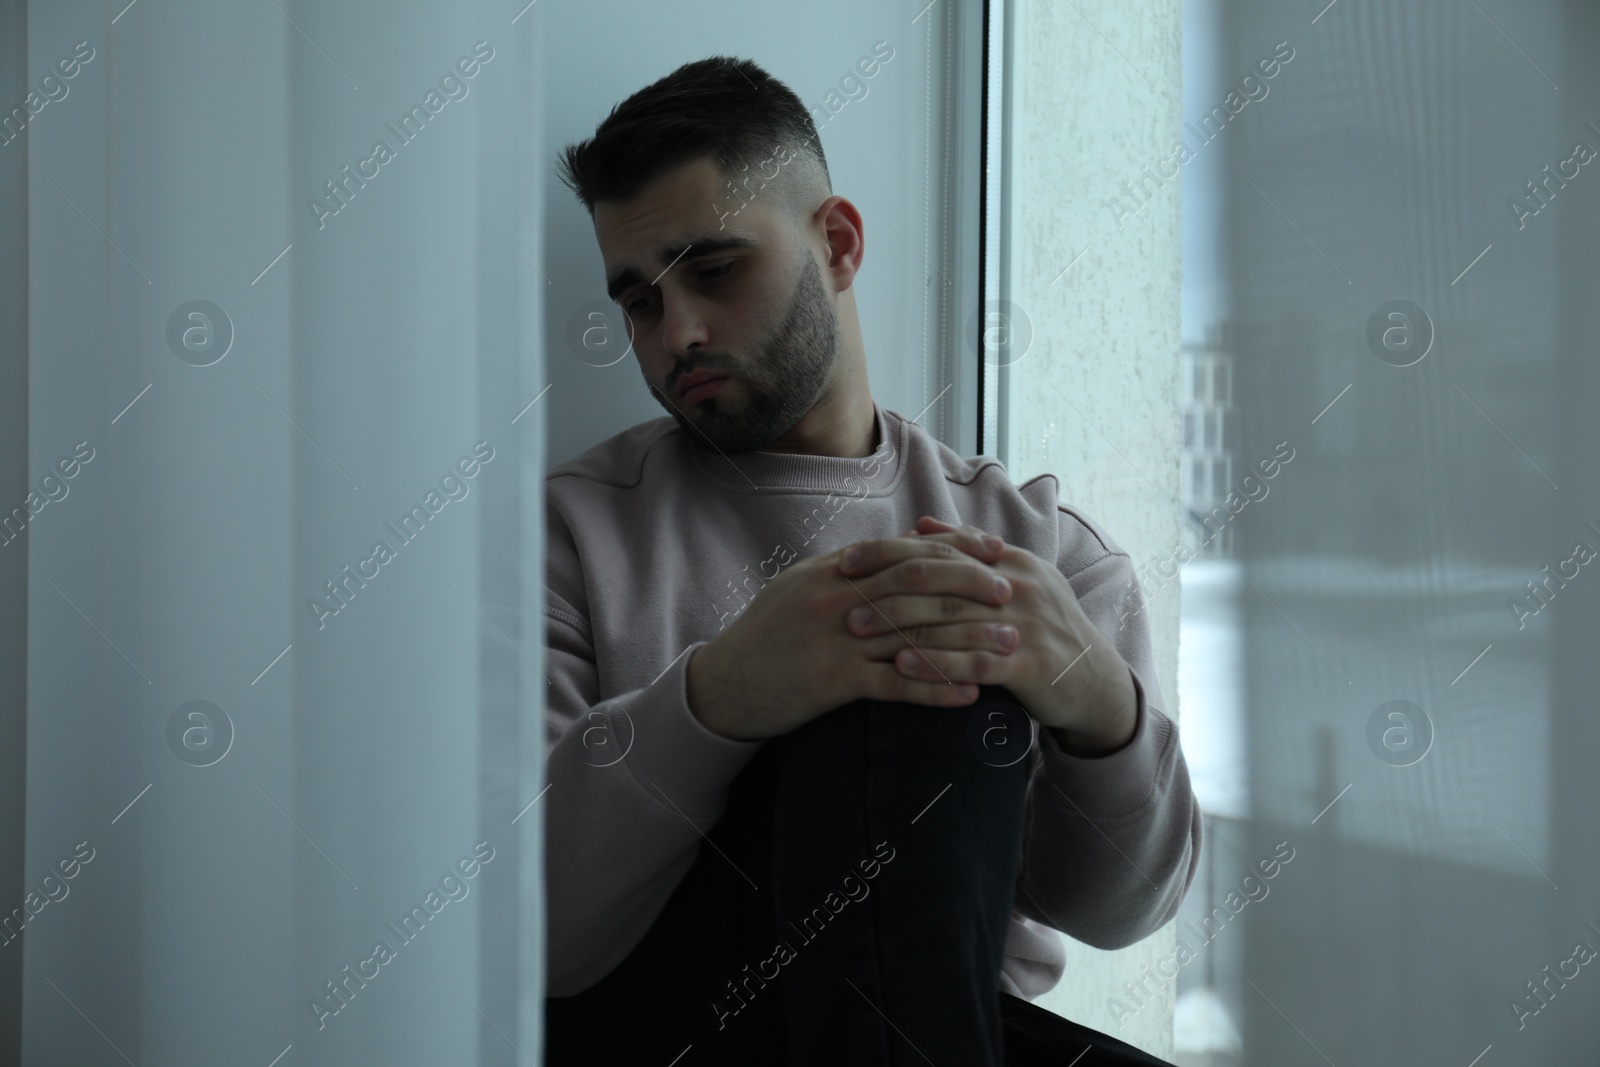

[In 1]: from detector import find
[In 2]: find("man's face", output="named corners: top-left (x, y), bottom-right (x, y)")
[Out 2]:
top-left (595, 156), bottom-right (839, 454)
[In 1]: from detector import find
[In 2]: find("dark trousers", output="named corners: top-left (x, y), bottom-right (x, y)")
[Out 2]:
top-left (545, 687), bottom-right (1176, 1066)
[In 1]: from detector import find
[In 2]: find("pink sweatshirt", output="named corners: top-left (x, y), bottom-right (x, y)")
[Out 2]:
top-left (542, 399), bottom-right (1202, 1000)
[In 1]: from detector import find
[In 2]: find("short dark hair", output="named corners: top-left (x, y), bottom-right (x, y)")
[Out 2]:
top-left (557, 56), bottom-right (832, 231)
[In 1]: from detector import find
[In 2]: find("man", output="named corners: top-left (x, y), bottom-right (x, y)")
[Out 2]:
top-left (542, 55), bottom-right (1200, 1065)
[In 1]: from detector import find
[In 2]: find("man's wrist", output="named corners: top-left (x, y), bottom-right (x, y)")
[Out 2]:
top-left (686, 642), bottom-right (732, 739)
top-left (1048, 665), bottom-right (1138, 757)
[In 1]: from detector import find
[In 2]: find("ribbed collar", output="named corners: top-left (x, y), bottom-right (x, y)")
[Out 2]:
top-left (689, 399), bottom-right (906, 495)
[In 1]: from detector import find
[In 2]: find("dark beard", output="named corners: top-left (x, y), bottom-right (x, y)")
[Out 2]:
top-left (646, 249), bottom-right (839, 454)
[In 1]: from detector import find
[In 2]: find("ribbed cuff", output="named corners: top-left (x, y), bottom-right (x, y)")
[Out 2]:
top-left (1035, 667), bottom-right (1171, 820)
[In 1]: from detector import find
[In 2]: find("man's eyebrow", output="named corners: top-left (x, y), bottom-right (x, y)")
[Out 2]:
top-left (606, 234), bottom-right (759, 301)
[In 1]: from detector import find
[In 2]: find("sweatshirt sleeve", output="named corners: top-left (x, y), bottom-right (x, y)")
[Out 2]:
top-left (1012, 547), bottom-right (1203, 951)
top-left (542, 513), bottom-right (766, 997)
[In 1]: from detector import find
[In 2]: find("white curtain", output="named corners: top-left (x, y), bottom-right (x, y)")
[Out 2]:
top-left (2, 2), bottom-right (547, 1064)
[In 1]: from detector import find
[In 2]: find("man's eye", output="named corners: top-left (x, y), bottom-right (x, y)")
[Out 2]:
top-left (623, 263), bottom-right (731, 313)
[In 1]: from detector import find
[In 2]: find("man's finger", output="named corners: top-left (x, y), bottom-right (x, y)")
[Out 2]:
top-left (838, 530), bottom-right (1006, 577)
top-left (915, 515), bottom-right (1005, 554)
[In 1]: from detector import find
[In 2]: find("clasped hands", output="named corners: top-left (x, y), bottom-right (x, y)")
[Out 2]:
top-left (837, 515), bottom-right (1137, 756)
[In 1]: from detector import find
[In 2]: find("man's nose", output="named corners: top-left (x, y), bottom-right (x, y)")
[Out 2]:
top-left (657, 287), bottom-right (711, 361)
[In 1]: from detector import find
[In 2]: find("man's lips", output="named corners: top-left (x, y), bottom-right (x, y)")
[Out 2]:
top-left (676, 372), bottom-right (729, 400)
